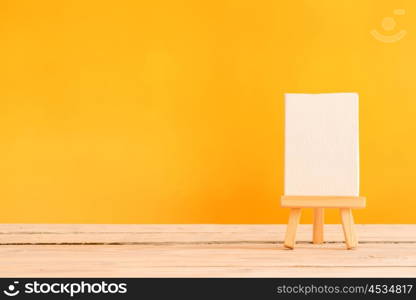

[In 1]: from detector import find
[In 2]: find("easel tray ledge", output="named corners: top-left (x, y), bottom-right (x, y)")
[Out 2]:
top-left (281, 196), bottom-right (366, 208)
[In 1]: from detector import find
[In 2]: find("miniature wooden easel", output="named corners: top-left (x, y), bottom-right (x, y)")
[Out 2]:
top-left (282, 93), bottom-right (366, 250)
top-left (281, 196), bottom-right (366, 249)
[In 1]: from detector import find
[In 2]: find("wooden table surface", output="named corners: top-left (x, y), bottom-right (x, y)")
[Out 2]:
top-left (1, 224), bottom-right (415, 277)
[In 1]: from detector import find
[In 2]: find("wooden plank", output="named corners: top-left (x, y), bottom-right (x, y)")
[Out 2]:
top-left (1, 243), bottom-right (415, 277)
top-left (0, 224), bottom-right (414, 243)
top-left (0, 225), bottom-right (415, 277)
top-left (281, 196), bottom-right (366, 208)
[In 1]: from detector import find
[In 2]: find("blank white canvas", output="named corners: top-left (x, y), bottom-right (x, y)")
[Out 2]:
top-left (284, 93), bottom-right (359, 196)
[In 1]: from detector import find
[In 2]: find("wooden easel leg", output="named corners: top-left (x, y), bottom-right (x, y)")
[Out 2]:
top-left (284, 208), bottom-right (302, 249)
top-left (340, 208), bottom-right (357, 249)
top-left (349, 210), bottom-right (358, 247)
top-left (313, 208), bottom-right (324, 244)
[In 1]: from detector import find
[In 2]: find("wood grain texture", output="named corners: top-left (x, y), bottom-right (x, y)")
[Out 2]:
top-left (0, 224), bottom-right (415, 277)
top-left (283, 208), bottom-right (302, 249)
top-left (340, 208), bottom-right (357, 249)
top-left (281, 196), bottom-right (366, 208)
top-left (313, 208), bottom-right (324, 244)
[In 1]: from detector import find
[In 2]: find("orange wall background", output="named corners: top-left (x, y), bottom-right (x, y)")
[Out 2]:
top-left (1, 0), bottom-right (415, 223)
